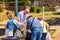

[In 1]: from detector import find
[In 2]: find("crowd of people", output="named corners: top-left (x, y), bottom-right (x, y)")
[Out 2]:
top-left (5, 6), bottom-right (51, 40)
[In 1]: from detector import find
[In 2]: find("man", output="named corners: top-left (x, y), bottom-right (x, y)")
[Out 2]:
top-left (18, 8), bottom-right (30, 23)
top-left (26, 15), bottom-right (42, 40)
top-left (18, 8), bottom-right (30, 34)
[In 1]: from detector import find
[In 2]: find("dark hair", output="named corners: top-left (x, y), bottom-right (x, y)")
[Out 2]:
top-left (6, 12), bottom-right (12, 19)
top-left (6, 12), bottom-right (9, 15)
top-left (27, 15), bottom-right (33, 20)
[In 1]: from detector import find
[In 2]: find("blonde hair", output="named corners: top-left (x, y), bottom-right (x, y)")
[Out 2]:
top-left (37, 17), bottom-right (43, 21)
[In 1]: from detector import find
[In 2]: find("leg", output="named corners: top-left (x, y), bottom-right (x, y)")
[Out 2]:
top-left (31, 31), bottom-right (37, 40)
top-left (37, 30), bottom-right (42, 40)
top-left (25, 32), bottom-right (31, 40)
top-left (41, 33), bottom-right (47, 40)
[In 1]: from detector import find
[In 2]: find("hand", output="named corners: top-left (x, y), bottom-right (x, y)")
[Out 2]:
top-left (27, 29), bottom-right (31, 33)
top-left (24, 20), bottom-right (26, 24)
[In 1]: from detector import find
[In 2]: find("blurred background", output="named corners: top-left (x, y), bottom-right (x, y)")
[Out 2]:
top-left (0, 0), bottom-right (60, 40)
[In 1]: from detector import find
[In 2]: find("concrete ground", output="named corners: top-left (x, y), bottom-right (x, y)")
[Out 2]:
top-left (50, 26), bottom-right (60, 40)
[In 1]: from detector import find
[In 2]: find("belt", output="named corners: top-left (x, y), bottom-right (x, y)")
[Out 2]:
top-left (31, 27), bottom-right (42, 30)
top-left (32, 27), bottom-right (42, 29)
top-left (31, 27), bottom-right (42, 31)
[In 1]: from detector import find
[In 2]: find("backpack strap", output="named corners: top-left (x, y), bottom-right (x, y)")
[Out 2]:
top-left (30, 18), bottom-right (35, 30)
top-left (13, 20), bottom-right (18, 36)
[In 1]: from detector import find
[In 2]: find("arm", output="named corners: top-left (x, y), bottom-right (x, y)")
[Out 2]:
top-left (45, 22), bottom-right (50, 31)
top-left (26, 20), bottom-right (30, 30)
top-left (26, 14), bottom-right (28, 19)
top-left (24, 21), bottom-right (27, 35)
top-left (13, 19), bottom-right (23, 31)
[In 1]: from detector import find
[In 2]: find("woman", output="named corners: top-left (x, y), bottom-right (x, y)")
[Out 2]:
top-left (38, 17), bottom-right (51, 40)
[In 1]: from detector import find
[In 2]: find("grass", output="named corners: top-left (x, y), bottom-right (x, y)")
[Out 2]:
top-left (50, 29), bottom-right (56, 36)
top-left (30, 12), bottom-right (60, 18)
top-left (2, 17), bottom-right (10, 21)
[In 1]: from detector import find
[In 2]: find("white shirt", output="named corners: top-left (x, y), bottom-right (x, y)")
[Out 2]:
top-left (13, 19), bottom-right (23, 28)
top-left (18, 11), bottom-right (28, 23)
top-left (40, 20), bottom-right (47, 33)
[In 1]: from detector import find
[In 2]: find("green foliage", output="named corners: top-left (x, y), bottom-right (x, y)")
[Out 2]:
top-left (30, 6), bottom-right (55, 12)
top-left (50, 29), bottom-right (56, 35)
top-left (38, 6), bottom-right (55, 12)
top-left (4, 0), bottom-right (30, 6)
top-left (18, 0), bottom-right (30, 6)
top-left (4, 0), bottom-right (9, 2)
top-left (30, 6), bottom-right (36, 12)
top-left (30, 6), bottom-right (42, 12)
top-left (0, 0), bottom-right (2, 2)
top-left (44, 7), bottom-right (55, 11)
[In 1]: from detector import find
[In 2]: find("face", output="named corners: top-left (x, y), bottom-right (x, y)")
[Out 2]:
top-left (24, 8), bottom-right (30, 15)
top-left (7, 15), bottom-right (12, 19)
top-left (24, 10), bottom-right (30, 15)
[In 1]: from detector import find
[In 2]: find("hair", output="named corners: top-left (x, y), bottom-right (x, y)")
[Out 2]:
top-left (6, 12), bottom-right (13, 19)
top-left (25, 6), bottom-right (30, 10)
top-left (27, 15), bottom-right (33, 20)
top-left (6, 12), bottom-right (9, 15)
top-left (37, 17), bottom-right (42, 21)
top-left (24, 8), bottom-right (30, 15)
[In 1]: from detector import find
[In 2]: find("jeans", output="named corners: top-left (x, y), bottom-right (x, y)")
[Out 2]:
top-left (41, 33), bottom-right (47, 40)
top-left (31, 28), bottom-right (42, 40)
top-left (5, 29), bottom-right (13, 36)
top-left (25, 32), bottom-right (31, 40)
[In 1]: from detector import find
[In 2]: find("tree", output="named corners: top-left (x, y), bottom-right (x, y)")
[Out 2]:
top-left (18, 0), bottom-right (30, 6)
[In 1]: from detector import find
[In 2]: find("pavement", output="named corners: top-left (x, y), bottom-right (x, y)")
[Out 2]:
top-left (50, 26), bottom-right (60, 40)
top-left (0, 21), bottom-right (8, 29)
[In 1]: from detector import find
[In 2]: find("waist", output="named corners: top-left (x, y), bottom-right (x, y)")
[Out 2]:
top-left (32, 27), bottom-right (42, 29)
top-left (31, 27), bottom-right (42, 30)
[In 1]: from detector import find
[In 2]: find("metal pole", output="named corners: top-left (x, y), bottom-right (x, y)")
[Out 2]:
top-left (15, 0), bottom-right (18, 17)
top-left (42, 6), bottom-right (44, 28)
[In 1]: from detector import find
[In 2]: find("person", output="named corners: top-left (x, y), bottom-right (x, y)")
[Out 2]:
top-left (13, 17), bottom-right (24, 37)
top-left (5, 12), bottom-right (15, 36)
top-left (18, 8), bottom-right (30, 23)
top-left (26, 15), bottom-right (42, 40)
top-left (38, 17), bottom-right (50, 40)
top-left (18, 8), bottom-right (30, 34)
top-left (5, 12), bottom-right (22, 37)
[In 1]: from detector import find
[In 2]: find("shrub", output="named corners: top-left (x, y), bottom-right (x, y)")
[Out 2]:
top-left (44, 7), bottom-right (55, 11)
top-left (30, 6), bottom-right (55, 13)
top-left (39, 6), bottom-right (55, 12)
top-left (30, 6), bottom-right (36, 12)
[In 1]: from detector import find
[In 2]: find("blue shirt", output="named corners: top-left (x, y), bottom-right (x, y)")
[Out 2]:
top-left (18, 11), bottom-right (28, 23)
top-left (6, 19), bottom-right (15, 30)
top-left (27, 17), bottom-right (42, 29)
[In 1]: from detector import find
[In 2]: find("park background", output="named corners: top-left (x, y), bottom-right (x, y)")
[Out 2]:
top-left (0, 0), bottom-right (60, 40)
